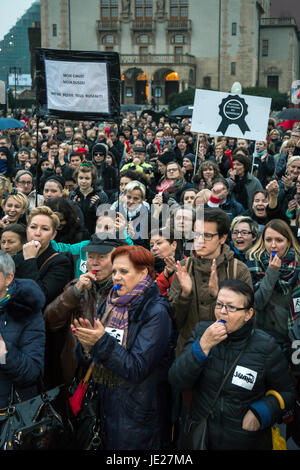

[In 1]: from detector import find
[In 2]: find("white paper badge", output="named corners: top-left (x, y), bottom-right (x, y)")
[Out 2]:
top-left (293, 298), bottom-right (300, 313)
top-left (79, 260), bottom-right (87, 274)
top-left (232, 365), bottom-right (257, 390)
top-left (105, 327), bottom-right (124, 346)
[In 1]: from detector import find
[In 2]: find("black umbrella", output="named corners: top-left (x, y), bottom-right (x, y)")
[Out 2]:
top-left (276, 108), bottom-right (300, 121)
top-left (170, 105), bottom-right (194, 117)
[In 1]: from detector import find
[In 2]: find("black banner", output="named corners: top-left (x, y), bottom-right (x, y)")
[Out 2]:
top-left (35, 48), bottom-right (120, 122)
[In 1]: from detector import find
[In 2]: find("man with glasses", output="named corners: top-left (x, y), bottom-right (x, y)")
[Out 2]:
top-left (169, 207), bottom-right (252, 356)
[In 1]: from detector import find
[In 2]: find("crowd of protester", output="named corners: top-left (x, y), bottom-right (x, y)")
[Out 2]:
top-left (0, 107), bottom-right (300, 450)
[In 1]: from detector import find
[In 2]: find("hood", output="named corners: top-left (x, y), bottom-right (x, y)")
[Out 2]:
top-left (3, 278), bottom-right (46, 320)
top-left (0, 146), bottom-right (15, 178)
top-left (92, 143), bottom-right (108, 158)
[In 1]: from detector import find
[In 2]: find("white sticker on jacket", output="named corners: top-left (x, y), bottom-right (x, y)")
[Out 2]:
top-left (105, 327), bottom-right (124, 345)
top-left (293, 298), bottom-right (300, 313)
top-left (80, 259), bottom-right (87, 274)
top-left (232, 366), bottom-right (257, 390)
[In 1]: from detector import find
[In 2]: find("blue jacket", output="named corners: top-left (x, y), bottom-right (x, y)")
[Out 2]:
top-left (76, 282), bottom-right (174, 450)
top-left (0, 279), bottom-right (46, 408)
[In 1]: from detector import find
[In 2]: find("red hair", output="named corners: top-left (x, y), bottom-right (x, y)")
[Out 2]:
top-left (111, 245), bottom-right (155, 279)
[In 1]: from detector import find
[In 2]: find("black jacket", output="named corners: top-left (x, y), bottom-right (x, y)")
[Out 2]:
top-left (13, 244), bottom-right (73, 306)
top-left (68, 188), bottom-right (109, 235)
top-left (169, 319), bottom-right (296, 450)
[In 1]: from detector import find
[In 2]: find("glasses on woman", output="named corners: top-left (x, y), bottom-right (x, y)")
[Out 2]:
top-left (18, 180), bottom-right (32, 186)
top-left (215, 302), bottom-right (250, 313)
top-left (231, 230), bottom-right (252, 237)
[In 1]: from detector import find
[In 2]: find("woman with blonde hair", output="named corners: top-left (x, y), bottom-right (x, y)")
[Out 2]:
top-left (0, 175), bottom-right (12, 218)
top-left (0, 191), bottom-right (28, 229)
top-left (14, 206), bottom-right (73, 305)
top-left (247, 218), bottom-right (300, 355)
top-left (14, 206), bottom-right (74, 388)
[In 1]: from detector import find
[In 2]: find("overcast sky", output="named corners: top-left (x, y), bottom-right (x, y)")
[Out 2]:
top-left (0, 0), bottom-right (36, 41)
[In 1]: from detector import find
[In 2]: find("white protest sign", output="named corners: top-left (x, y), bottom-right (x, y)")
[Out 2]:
top-left (191, 89), bottom-right (271, 141)
top-left (45, 60), bottom-right (109, 113)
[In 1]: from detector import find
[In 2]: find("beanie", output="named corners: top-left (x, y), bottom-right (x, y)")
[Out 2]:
top-left (184, 153), bottom-right (195, 165)
top-left (157, 150), bottom-right (176, 166)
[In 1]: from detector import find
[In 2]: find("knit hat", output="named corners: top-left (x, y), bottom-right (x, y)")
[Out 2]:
top-left (183, 153), bottom-right (195, 165)
top-left (17, 147), bottom-right (31, 157)
top-left (157, 150), bottom-right (176, 166)
top-left (44, 174), bottom-right (65, 188)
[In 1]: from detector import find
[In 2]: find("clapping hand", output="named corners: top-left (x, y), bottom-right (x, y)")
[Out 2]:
top-left (164, 256), bottom-right (176, 278)
top-left (175, 261), bottom-right (192, 297)
top-left (71, 317), bottom-right (105, 349)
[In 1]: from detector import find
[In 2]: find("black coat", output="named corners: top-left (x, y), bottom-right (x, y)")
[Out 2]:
top-left (68, 188), bottom-right (109, 235)
top-left (13, 244), bottom-right (73, 306)
top-left (169, 319), bottom-right (296, 450)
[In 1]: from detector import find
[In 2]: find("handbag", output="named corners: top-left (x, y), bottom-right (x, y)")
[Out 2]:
top-left (68, 364), bottom-right (104, 450)
top-left (179, 334), bottom-right (252, 450)
top-left (0, 381), bottom-right (74, 450)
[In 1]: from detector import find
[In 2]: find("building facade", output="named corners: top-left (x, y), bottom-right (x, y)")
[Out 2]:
top-left (0, 1), bottom-right (41, 87)
top-left (39, 0), bottom-right (299, 105)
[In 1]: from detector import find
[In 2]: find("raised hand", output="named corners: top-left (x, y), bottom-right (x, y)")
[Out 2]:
top-left (175, 260), bottom-right (193, 297)
top-left (208, 259), bottom-right (219, 297)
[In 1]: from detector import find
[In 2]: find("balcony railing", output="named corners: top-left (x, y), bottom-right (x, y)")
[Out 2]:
top-left (167, 19), bottom-right (192, 31)
top-left (120, 54), bottom-right (196, 66)
top-left (131, 20), bottom-right (155, 31)
top-left (260, 17), bottom-right (296, 26)
top-left (96, 19), bottom-right (119, 31)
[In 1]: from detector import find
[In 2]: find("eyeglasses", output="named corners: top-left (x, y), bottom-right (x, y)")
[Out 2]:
top-left (18, 180), bottom-right (32, 186)
top-left (215, 302), bottom-right (250, 313)
top-left (94, 152), bottom-right (104, 156)
top-left (167, 168), bottom-right (179, 173)
top-left (232, 230), bottom-right (252, 237)
top-left (194, 232), bottom-right (218, 241)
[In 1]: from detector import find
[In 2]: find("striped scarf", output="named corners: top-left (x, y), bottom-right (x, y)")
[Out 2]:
top-left (92, 274), bottom-right (153, 386)
top-left (248, 249), bottom-right (300, 328)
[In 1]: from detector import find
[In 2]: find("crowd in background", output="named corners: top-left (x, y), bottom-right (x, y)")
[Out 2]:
top-left (0, 106), bottom-right (300, 450)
